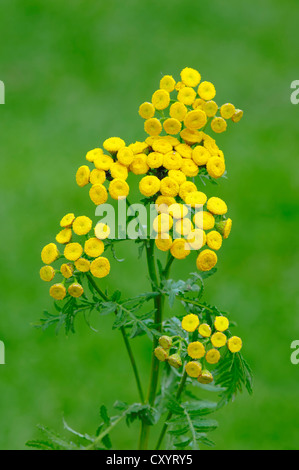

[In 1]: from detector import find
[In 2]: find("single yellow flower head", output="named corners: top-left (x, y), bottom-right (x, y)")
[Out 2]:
top-left (206, 230), bottom-right (222, 251)
top-left (155, 196), bottom-right (176, 213)
top-left (159, 335), bottom-right (173, 350)
top-left (160, 74), bottom-right (176, 92)
top-left (154, 346), bottom-right (169, 362)
top-left (130, 154), bottom-right (150, 175)
top-left (64, 242), bottom-right (83, 261)
top-left (162, 135), bottom-right (180, 146)
top-left (84, 237), bottom-right (104, 258)
top-left (185, 361), bottom-right (202, 378)
top-left (211, 117), bottom-right (227, 134)
top-left (94, 154), bottom-right (114, 171)
top-left (60, 263), bottom-right (74, 279)
top-left (206, 156), bottom-right (226, 179)
top-left (174, 218), bottom-right (193, 237)
top-left (153, 213), bottom-right (173, 234)
top-left (214, 316), bottom-right (229, 332)
top-left (204, 100), bottom-right (218, 117)
top-left (146, 152), bottom-right (164, 169)
top-left (180, 128), bottom-right (203, 145)
top-left (144, 118), bottom-right (162, 136)
top-left (211, 332), bottom-right (227, 348)
top-left (175, 81), bottom-right (185, 91)
top-left (60, 213), bottom-right (75, 228)
top-left (196, 249), bottom-right (217, 272)
top-left (128, 141), bottom-right (148, 154)
top-left (168, 203), bottom-right (188, 219)
top-left (169, 102), bottom-right (188, 121)
top-left (90, 169), bottom-right (106, 185)
top-left (228, 336), bottom-right (243, 353)
top-left (215, 218), bottom-right (232, 239)
top-left (110, 162), bottom-right (129, 180)
top-left (152, 139), bottom-right (172, 154)
top-left (109, 178), bottom-right (130, 200)
top-left (139, 102), bottom-right (155, 119)
top-left (232, 109), bottom-right (244, 123)
top-left (73, 216), bottom-right (93, 236)
top-left (185, 191), bottom-right (207, 208)
top-left (207, 197), bottom-right (228, 215)
top-left (198, 369), bottom-right (214, 384)
top-left (94, 223), bottom-right (110, 240)
top-left (40, 266), bottom-right (55, 282)
top-left (152, 89), bottom-right (170, 110)
top-left (187, 229), bottom-right (206, 251)
top-left (168, 170), bottom-right (186, 186)
top-left (41, 243), bottom-right (59, 265)
top-left (160, 177), bottom-right (179, 197)
top-left (167, 353), bottom-right (182, 369)
top-left (56, 228), bottom-right (72, 245)
top-left (187, 341), bottom-right (205, 359)
top-left (192, 146), bottom-right (210, 166)
top-left (177, 86), bottom-right (197, 105)
top-left (179, 181), bottom-right (197, 201)
top-left (180, 159), bottom-right (199, 178)
top-left (180, 67), bottom-right (201, 87)
top-left (74, 258), bottom-right (90, 273)
top-left (184, 109), bottom-right (207, 130)
top-left (68, 283), bottom-right (84, 298)
top-left (155, 233), bottom-right (173, 252)
top-left (163, 151), bottom-right (182, 170)
top-left (89, 184), bottom-right (108, 206)
top-left (170, 239), bottom-right (190, 259)
top-left (192, 98), bottom-right (206, 110)
top-left (175, 143), bottom-right (192, 159)
top-left (49, 283), bottom-right (66, 301)
top-left (90, 257), bottom-right (111, 278)
top-left (103, 137), bottom-right (126, 154)
top-left (198, 323), bottom-right (212, 338)
top-left (139, 175), bottom-right (161, 197)
top-left (220, 103), bottom-right (236, 120)
top-left (76, 165), bottom-right (90, 187)
top-left (198, 81), bottom-right (216, 100)
top-left (86, 148), bottom-right (103, 162)
top-left (206, 349), bottom-right (221, 365)
top-left (181, 314), bottom-right (199, 332)
top-left (163, 118), bottom-right (182, 135)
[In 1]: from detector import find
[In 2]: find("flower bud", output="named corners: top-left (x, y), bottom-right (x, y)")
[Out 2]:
top-left (158, 335), bottom-right (173, 350)
top-left (167, 353), bottom-right (182, 369)
top-left (154, 347), bottom-right (169, 362)
top-left (198, 369), bottom-right (214, 384)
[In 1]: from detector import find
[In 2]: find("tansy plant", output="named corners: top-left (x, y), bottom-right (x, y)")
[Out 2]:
top-left (30, 67), bottom-right (252, 451)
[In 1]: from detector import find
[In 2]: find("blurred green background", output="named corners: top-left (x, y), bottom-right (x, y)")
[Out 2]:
top-left (1, 0), bottom-right (299, 450)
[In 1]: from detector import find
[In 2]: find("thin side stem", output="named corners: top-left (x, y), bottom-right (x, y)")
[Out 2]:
top-left (86, 273), bottom-right (144, 403)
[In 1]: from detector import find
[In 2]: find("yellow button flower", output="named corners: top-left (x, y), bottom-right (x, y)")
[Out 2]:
top-left (175, 218), bottom-right (193, 237)
top-left (206, 156), bottom-right (226, 179)
top-left (154, 346), bottom-right (169, 362)
top-left (103, 137), bottom-right (126, 154)
top-left (181, 314), bottom-right (199, 332)
top-left (155, 196), bottom-right (176, 214)
top-left (86, 148), bottom-right (103, 162)
top-left (94, 154), bottom-right (114, 171)
top-left (94, 223), bottom-right (110, 240)
top-left (214, 316), bottom-right (229, 332)
top-left (198, 370), bottom-right (214, 384)
top-left (90, 257), bottom-right (111, 278)
top-left (139, 175), bottom-right (161, 197)
top-left (153, 213), bottom-right (173, 233)
top-left (163, 151), bottom-right (182, 170)
top-left (90, 169), bottom-right (106, 185)
top-left (40, 266), bottom-right (55, 282)
top-left (152, 139), bottom-right (172, 154)
top-left (220, 103), bottom-right (236, 120)
top-left (192, 98), bottom-right (206, 110)
top-left (232, 109), bottom-right (243, 123)
top-left (184, 109), bottom-right (207, 130)
top-left (139, 102), bottom-right (155, 119)
top-left (207, 197), bottom-right (228, 215)
top-left (50, 283), bottom-right (66, 301)
top-left (168, 203), bottom-right (188, 219)
top-left (170, 102), bottom-right (188, 121)
top-left (155, 233), bottom-right (173, 252)
top-left (180, 159), bottom-right (199, 177)
top-left (170, 239), bottom-right (190, 259)
top-left (192, 146), bottom-right (210, 166)
top-left (152, 89), bottom-right (170, 110)
top-left (160, 74), bottom-right (176, 92)
top-left (146, 152), bottom-right (163, 169)
top-left (206, 231), bottom-right (223, 251)
top-left (130, 154), bottom-right (150, 175)
top-left (187, 341), bottom-right (205, 359)
top-left (110, 162), bottom-right (129, 180)
top-left (75, 258), bottom-right (90, 273)
top-left (180, 128), bottom-right (203, 145)
top-left (228, 336), bottom-right (243, 353)
top-left (162, 135), bottom-right (180, 146)
top-left (64, 242), bottom-right (83, 261)
top-left (60, 263), bottom-right (74, 279)
top-left (109, 178), bottom-right (129, 200)
top-left (180, 67), bottom-right (201, 87)
top-left (198, 81), bottom-right (216, 100)
top-left (89, 184), bottom-right (108, 205)
top-left (196, 249), bottom-right (217, 272)
top-left (215, 218), bottom-right (232, 239)
top-left (129, 141), bottom-right (149, 154)
top-left (211, 117), bottom-right (227, 133)
top-left (206, 349), bottom-right (221, 365)
top-left (41, 243), bottom-right (59, 264)
top-left (168, 170), bottom-right (186, 186)
top-left (167, 353), bottom-right (182, 369)
top-left (187, 229), bottom-right (206, 251)
top-left (158, 335), bottom-right (173, 349)
top-left (185, 191), bottom-right (207, 208)
top-left (163, 118), bottom-right (182, 135)
top-left (84, 237), bottom-right (104, 257)
top-left (160, 177), bottom-right (179, 197)
top-left (144, 118), bottom-right (162, 136)
top-left (179, 181), bottom-right (197, 201)
top-left (211, 332), bottom-right (227, 348)
top-left (198, 323), bottom-right (212, 338)
top-left (177, 86), bottom-right (197, 105)
top-left (204, 101), bottom-right (218, 117)
top-left (185, 361), bottom-right (202, 378)
top-left (56, 229), bottom-right (72, 245)
top-left (175, 143), bottom-right (192, 159)
top-left (73, 216), bottom-right (92, 236)
top-left (68, 283), bottom-right (84, 298)
top-left (76, 165), bottom-right (90, 187)
top-left (60, 213), bottom-right (75, 228)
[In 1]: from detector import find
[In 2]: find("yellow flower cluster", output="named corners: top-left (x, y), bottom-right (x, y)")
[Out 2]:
top-left (181, 313), bottom-right (242, 383)
top-left (40, 213), bottom-right (111, 300)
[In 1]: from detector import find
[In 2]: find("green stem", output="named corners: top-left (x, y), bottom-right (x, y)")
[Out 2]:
top-left (155, 371), bottom-right (188, 450)
top-left (86, 273), bottom-right (144, 403)
top-left (85, 413), bottom-right (125, 450)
